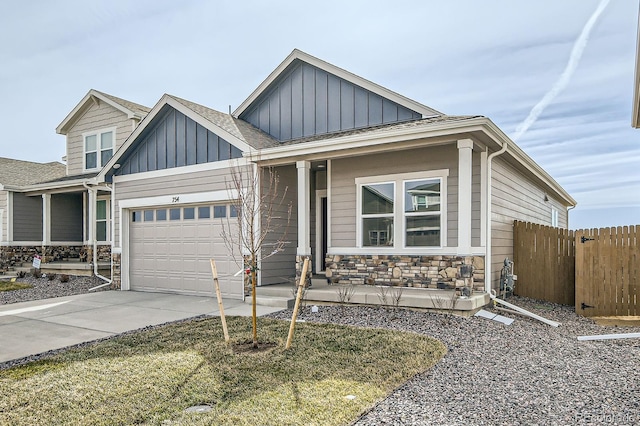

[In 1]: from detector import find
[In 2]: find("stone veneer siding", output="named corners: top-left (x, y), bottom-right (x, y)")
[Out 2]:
top-left (111, 252), bottom-right (121, 289)
top-left (0, 245), bottom-right (111, 272)
top-left (324, 254), bottom-right (485, 292)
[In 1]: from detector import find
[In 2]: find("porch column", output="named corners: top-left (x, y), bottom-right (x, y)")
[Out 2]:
top-left (86, 188), bottom-right (95, 243)
top-left (296, 160), bottom-right (311, 256)
top-left (457, 139), bottom-right (473, 252)
top-left (42, 194), bottom-right (51, 246)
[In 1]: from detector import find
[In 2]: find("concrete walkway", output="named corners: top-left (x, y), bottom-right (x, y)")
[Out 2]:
top-left (0, 291), bottom-right (283, 364)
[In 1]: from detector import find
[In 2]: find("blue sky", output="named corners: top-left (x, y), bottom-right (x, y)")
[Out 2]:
top-left (0, 0), bottom-right (638, 229)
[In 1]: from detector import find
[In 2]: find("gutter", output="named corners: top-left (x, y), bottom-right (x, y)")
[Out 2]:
top-left (485, 142), bottom-right (508, 294)
top-left (82, 182), bottom-right (113, 288)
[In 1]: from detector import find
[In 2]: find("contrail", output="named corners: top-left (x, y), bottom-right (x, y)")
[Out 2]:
top-left (512, 0), bottom-right (610, 142)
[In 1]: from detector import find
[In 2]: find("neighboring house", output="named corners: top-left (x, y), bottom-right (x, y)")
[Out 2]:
top-left (0, 49), bottom-right (576, 304)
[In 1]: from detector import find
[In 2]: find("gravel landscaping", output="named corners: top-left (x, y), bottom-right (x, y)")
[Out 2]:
top-left (0, 274), bottom-right (110, 305)
top-left (3, 279), bottom-right (639, 425)
top-left (268, 299), bottom-right (640, 425)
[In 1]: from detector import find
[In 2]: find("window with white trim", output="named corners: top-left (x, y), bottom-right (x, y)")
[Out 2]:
top-left (404, 179), bottom-right (442, 247)
top-left (361, 182), bottom-right (394, 246)
top-left (357, 171), bottom-right (447, 248)
top-left (84, 129), bottom-right (114, 171)
top-left (96, 199), bottom-right (110, 242)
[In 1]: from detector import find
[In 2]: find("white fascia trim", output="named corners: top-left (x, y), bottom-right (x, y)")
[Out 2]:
top-left (118, 189), bottom-right (238, 210)
top-left (112, 158), bottom-right (250, 183)
top-left (57, 90), bottom-right (139, 135)
top-left (98, 95), bottom-right (252, 183)
top-left (251, 119), bottom-right (484, 162)
top-left (483, 120), bottom-right (576, 207)
top-left (233, 49), bottom-right (442, 118)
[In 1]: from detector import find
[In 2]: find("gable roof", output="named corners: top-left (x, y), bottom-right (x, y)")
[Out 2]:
top-left (56, 89), bottom-right (151, 135)
top-left (0, 157), bottom-right (66, 189)
top-left (97, 94), bottom-right (277, 182)
top-left (233, 49), bottom-right (443, 119)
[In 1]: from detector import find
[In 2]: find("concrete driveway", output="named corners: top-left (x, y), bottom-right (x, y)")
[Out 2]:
top-left (0, 291), bottom-right (282, 364)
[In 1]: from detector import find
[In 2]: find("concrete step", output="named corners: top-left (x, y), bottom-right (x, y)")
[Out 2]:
top-left (247, 295), bottom-right (295, 309)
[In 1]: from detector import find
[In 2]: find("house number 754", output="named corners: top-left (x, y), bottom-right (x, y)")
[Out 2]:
top-left (172, 196), bottom-right (180, 203)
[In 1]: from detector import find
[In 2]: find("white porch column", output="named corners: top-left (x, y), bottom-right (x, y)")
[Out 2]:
top-left (42, 194), bottom-right (51, 246)
top-left (296, 160), bottom-right (311, 256)
top-left (457, 139), bottom-right (473, 252)
top-left (86, 188), bottom-right (95, 243)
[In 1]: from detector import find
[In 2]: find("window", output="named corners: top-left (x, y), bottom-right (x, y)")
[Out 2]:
top-left (214, 205), bottom-right (227, 218)
top-left (96, 199), bottom-right (109, 241)
top-left (198, 206), bottom-right (210, 219)
top-left (361, 182), bottom-right (394, 246)
top-left (230, 205), bottom-right (238, 218)
top-left (551, 208), bottom-right (559, 227)
top-left (183, 207), bottom-right (195, 220)
top-left (404, 179), bottom-right (441, 247)
top-left (84, 129), bottom-right (114, 171)
top-left (132, 211), bottom-right (142, 222)
top-left (144, 210), bottom-right (154, 221)
top-left (357, 171), bottom-right (447, 249)
top-left (156, 209), bottom-right (167, 221)
top-left (170, 208), bottom-right (181, 220)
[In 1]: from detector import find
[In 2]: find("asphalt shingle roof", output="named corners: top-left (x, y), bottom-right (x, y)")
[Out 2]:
top-left (94, 90), bottom-right (151, 117)
top-left (0, 158), bottom-right (66, 187)
top-left (167, 95), bottom-right (279, 149)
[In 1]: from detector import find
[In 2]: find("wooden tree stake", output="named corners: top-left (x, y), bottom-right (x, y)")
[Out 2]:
top-left (210, 259), bottom-right (230, 343)
top-left (286, 257), bottom-right (310, 349)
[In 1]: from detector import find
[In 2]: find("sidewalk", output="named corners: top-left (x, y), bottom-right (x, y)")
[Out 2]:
top-left (0, 291), bottom-right (282, 363)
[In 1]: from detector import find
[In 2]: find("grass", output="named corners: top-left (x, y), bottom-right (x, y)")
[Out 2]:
top-left (0, 281), bottom-right (33, 292)
top-left (0, 316), bottom-right (446, 425)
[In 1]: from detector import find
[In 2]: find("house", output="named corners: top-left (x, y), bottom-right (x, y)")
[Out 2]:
top-left (0, 49), bottom-right (576, 307)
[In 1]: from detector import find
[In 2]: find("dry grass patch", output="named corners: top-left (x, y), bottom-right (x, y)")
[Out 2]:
top-left (0, 281), bottom-right (32, 292)
top-left (0, 316), bottom-right (445, 425)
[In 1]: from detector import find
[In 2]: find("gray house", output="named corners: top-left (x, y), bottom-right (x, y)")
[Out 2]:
top-left (0, 49), bottom-right (576, 307)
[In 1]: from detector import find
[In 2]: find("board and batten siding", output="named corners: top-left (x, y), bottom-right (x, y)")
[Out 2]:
top-left (260, 165), bottom-right (298, 285)
top-left (490, 157), bottom-right (568, 288)
top-left (330, 144), bottom-right (465, 249)
top-left (240, 61), bottom-right (422, 142)
top-left (113, 165), bottom-right (252, 247)
top-left (66, 101), bottom-right (135, 176)
top-left (12, 193), bottom-right (42, 241)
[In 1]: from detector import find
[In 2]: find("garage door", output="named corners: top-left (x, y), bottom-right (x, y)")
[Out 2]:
top-left (129, 203), bottom-right (242, 298)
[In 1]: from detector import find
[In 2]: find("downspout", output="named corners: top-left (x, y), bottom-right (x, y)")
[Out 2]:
top-left (485, 142), bottom-right (508, 294)
top-left (83, 182), bottom-right (112, 287)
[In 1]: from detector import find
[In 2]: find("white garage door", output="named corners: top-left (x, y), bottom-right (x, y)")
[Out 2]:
top-left (129, 203), bottom-right (242, 298)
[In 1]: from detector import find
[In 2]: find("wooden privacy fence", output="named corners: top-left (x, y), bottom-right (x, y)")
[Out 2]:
top-left (575, 226), bottom-right (639, 317)
top-left (513, 221), bottom-right (575, 306)
top-left (514, 221), bottom-right (639, 317)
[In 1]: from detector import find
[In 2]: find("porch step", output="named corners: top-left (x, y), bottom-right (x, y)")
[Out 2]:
top-left (247, 295), bottom-right (295, 309)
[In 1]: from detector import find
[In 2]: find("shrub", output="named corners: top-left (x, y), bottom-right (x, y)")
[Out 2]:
top-left (60, 274), bottom-right (70, 283)
top-left (33, 270), bottom-right (42, 279)
top-left (47, 273), bottom-right (57, 281)
top-left (17, 271), bottom-right (26, 279)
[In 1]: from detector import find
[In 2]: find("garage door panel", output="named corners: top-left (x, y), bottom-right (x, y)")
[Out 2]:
top-left (129, 203), bottom-right (242, 298)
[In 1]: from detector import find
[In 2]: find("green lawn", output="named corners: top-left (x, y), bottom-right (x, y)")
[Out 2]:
top-left (0, 316), bottom-right (446, 425)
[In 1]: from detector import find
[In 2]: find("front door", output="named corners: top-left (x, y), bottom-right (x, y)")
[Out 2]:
top-left (315, 190), bottom-right (328, 273)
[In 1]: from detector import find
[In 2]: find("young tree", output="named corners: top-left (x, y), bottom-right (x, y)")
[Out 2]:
top-left (221, 164), bottom-right (291, 348)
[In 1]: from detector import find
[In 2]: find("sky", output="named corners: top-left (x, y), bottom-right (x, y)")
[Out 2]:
top-left (0, 0), bottom-right (638, 230)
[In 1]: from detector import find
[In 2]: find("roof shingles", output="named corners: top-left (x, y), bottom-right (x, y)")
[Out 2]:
top-left (0, 158), bottom-right (66, 187)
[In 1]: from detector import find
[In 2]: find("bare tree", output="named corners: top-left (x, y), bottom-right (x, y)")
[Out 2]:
top-left (221, 163), bottom-right (291, 348)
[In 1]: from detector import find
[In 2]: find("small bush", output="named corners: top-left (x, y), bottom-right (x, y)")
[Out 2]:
top-left (60, 274), bottom-right (70, 283)
top-left (32, 270), bottom-right (42, 279)
top-left (47, 273), bottom-right (57, 281)
top-left (17, 271), bottom-right (26, 279)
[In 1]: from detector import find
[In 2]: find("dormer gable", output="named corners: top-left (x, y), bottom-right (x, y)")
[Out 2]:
top-left (235, 49), bottom-right (442, 142)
